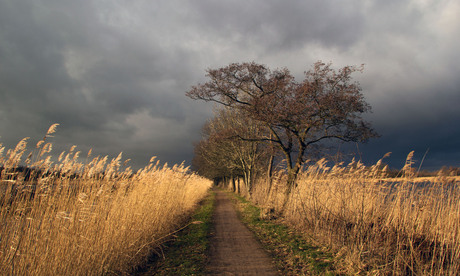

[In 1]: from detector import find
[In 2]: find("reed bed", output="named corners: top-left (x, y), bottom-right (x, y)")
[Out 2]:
top-left (251, 153), bottom-right (460, 275)
top-left (0, 125), bottom-right (212, 275)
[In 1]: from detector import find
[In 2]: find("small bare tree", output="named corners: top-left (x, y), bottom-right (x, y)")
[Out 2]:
top-left (192, 108), bottom-right (266, 192)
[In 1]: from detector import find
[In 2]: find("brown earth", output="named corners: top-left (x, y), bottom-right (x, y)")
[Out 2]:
top-left (206, 188), bottom-right (279, 275)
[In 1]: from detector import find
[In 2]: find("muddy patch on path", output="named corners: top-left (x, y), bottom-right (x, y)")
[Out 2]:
top-left (206, 189), bottom-right (279, 275)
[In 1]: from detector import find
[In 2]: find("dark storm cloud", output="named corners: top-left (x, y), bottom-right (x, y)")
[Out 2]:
top-left (188, 0), bottom-right (366, 53)
top-left (361, 75), bottom-right (460, 169)
top-left (0, 0), bottom-right (458, 169)
top-left (0, 0), bottom-right (209, 168)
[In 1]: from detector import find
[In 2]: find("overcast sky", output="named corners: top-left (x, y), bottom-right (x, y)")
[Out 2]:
top-left (1, 0), bottom-right (459, 170)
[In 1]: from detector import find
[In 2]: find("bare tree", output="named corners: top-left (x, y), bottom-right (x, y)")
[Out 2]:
top-left (192, 108), bottom-right (266, 192)
top-left (187, 61), bottom-right (377, 195)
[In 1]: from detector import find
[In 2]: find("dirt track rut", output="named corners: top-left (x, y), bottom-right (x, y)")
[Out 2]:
top-left (206, 189), bottom-right (279, 275)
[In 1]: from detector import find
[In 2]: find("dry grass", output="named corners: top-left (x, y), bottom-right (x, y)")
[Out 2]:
top-left (0, 125), bottom-right (212, 275)
top-left (249, 154), bottom-right (460, 275)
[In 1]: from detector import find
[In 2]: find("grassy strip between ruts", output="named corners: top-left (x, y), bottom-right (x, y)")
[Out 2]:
top-left (139, 190), bottom-right (216, 275)
top-left (228, 191), bottom-right (338, 276)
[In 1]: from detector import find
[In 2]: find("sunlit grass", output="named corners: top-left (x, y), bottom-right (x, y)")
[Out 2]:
top-left (249, 154), bottom-right (460, 275)
top-left (150, 191), bottom-right (215, 275)
top-left (0, 125), bottom-right (212, 275)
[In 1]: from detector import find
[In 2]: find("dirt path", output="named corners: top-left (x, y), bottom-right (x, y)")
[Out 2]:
top-left (206, 189), bottom-right (279, 275)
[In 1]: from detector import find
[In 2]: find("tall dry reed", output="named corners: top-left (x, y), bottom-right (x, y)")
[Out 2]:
top-left (250, 153), bottom-right (460, 275)
top-left (0, 125), bottom-right (212, 275)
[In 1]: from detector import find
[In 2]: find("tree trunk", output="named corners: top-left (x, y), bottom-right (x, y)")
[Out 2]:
top-left (282, 144), bottom-right (305, 211)
top-left (267, 153), bottom-right (274, 178)
top-left (266, 153), bottom-right (274, 195)
top-left (235, 177), bottom-right (240, 194)
top-left (286, 165), bottom-right (300, 195)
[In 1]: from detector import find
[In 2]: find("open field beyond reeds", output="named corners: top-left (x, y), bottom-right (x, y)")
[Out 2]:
top-left (241, 155), bottom-right (460, 275)
top-left (0, 125), bottom-right (212, 275)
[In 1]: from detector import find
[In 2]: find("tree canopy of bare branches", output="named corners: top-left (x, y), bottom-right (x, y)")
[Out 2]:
top-left (187, 61), bottom-right (377, 194)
